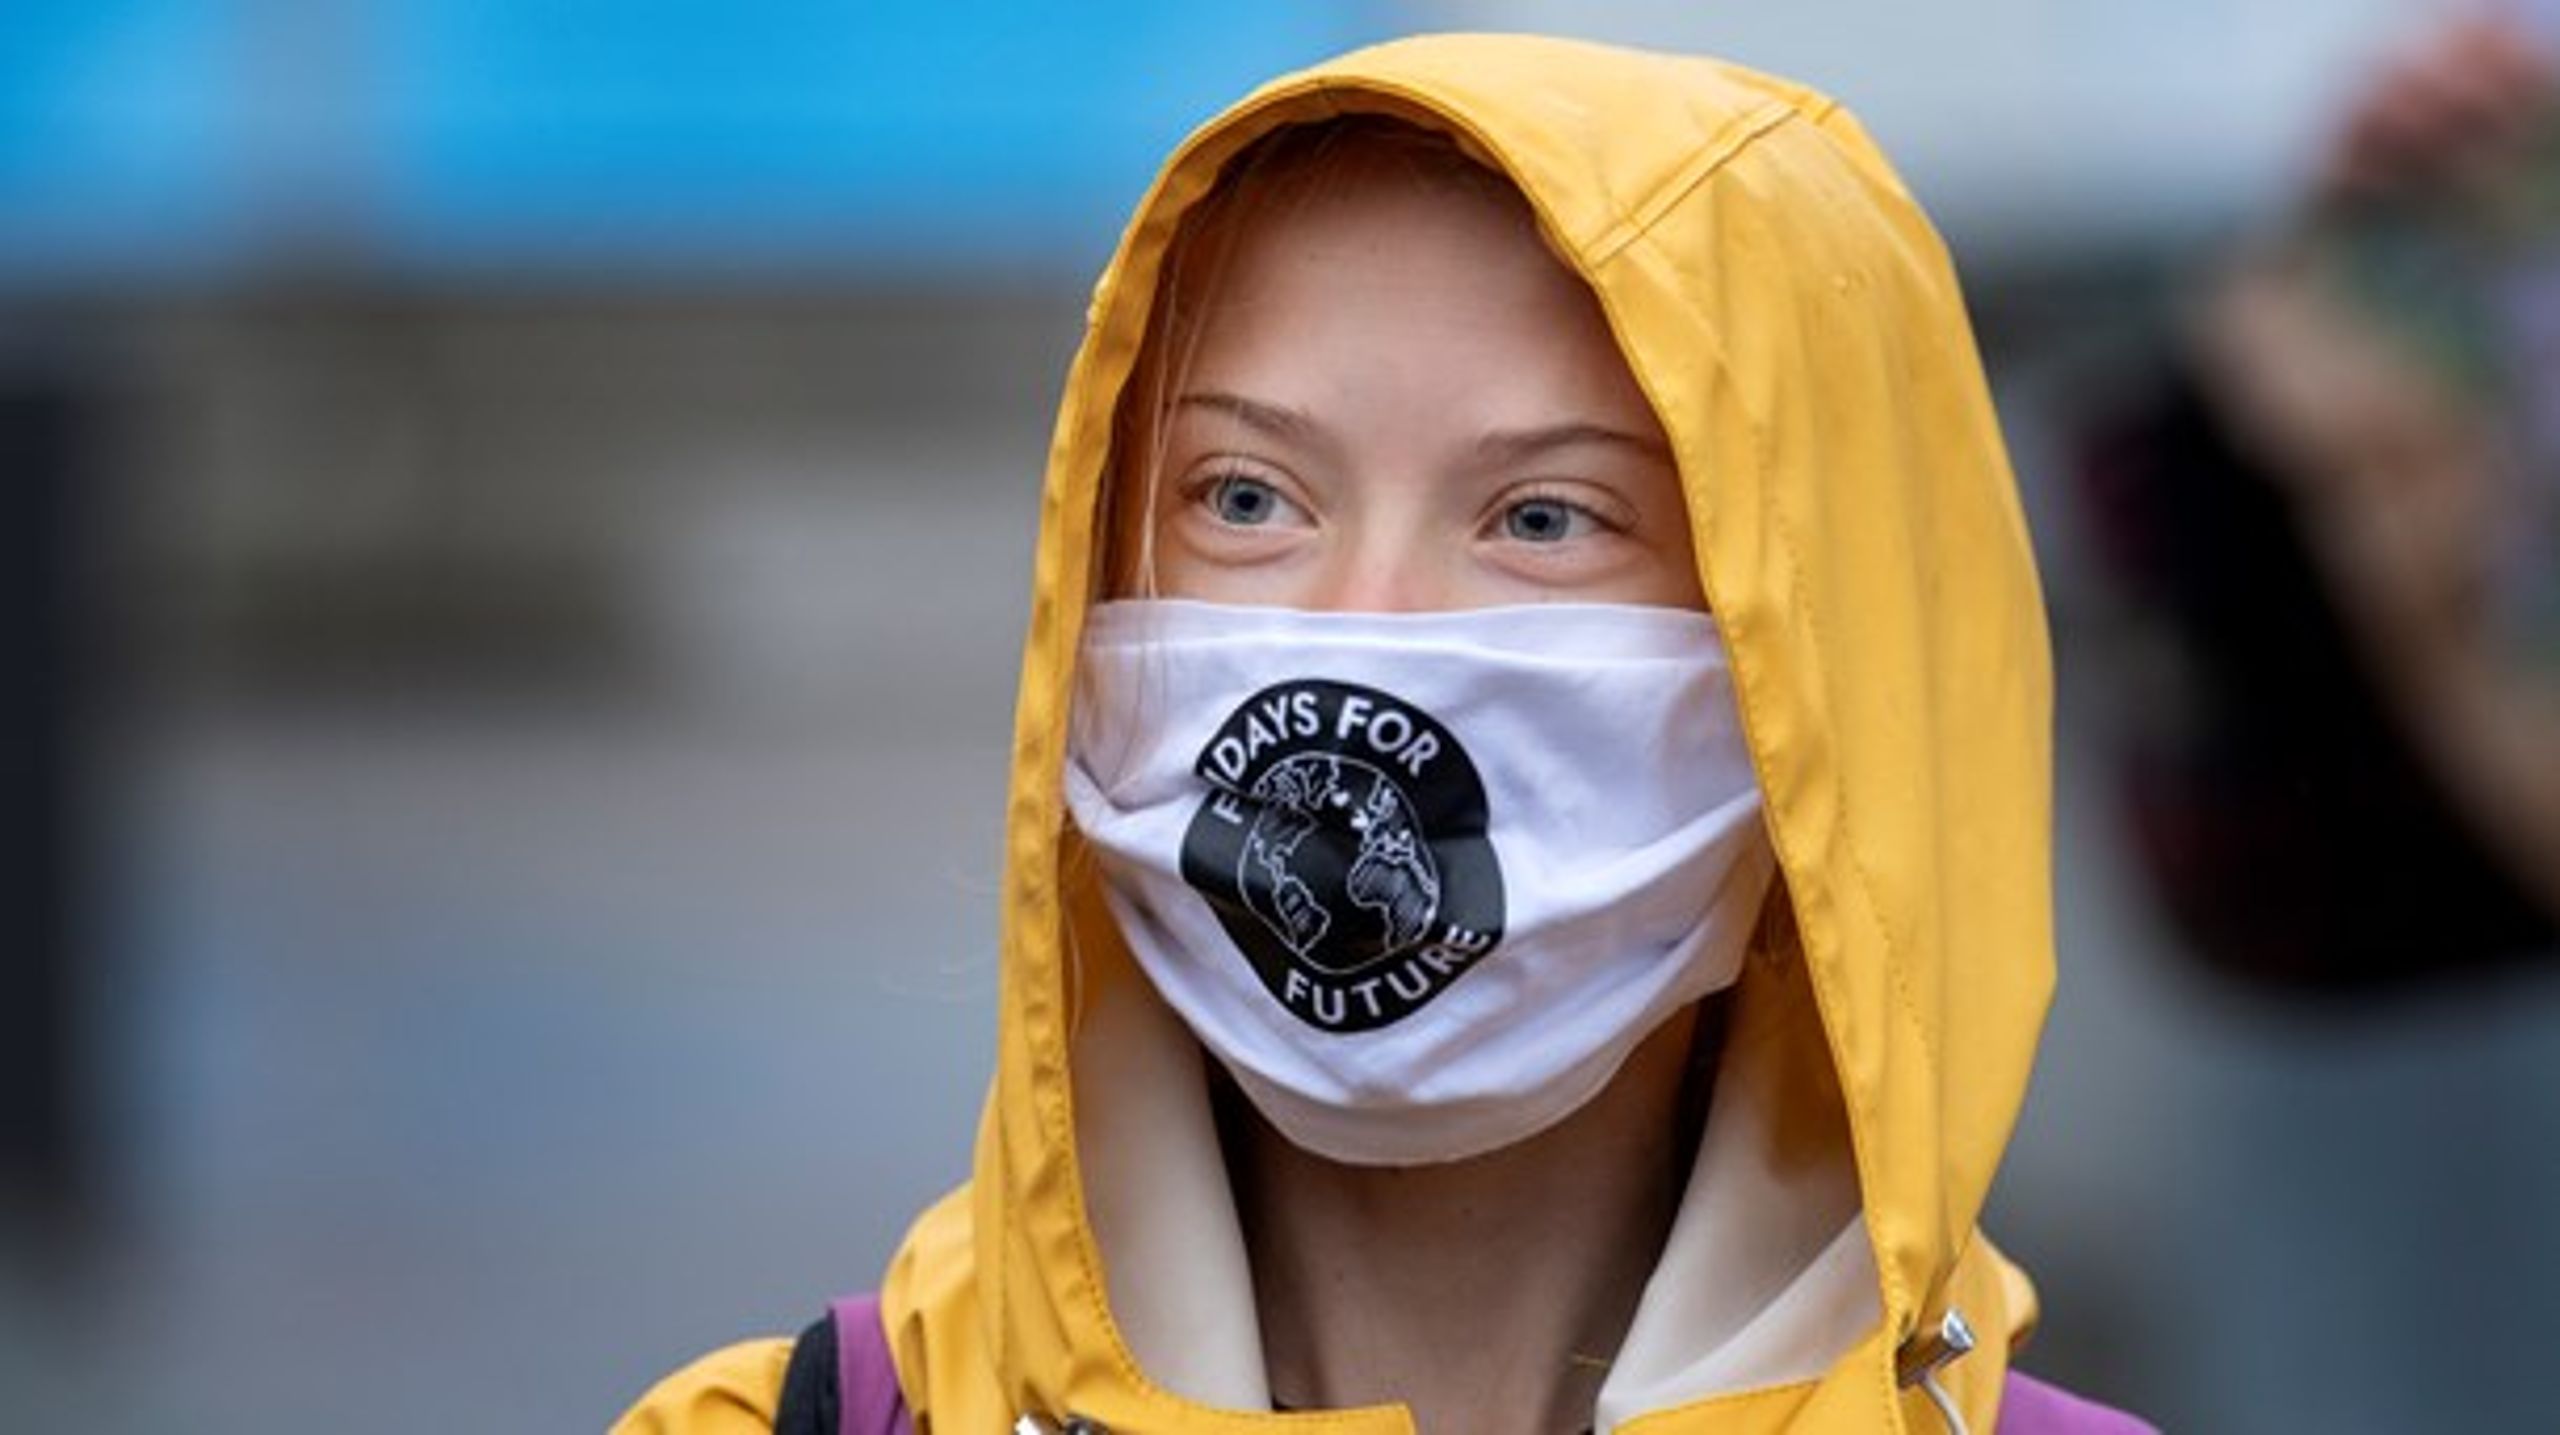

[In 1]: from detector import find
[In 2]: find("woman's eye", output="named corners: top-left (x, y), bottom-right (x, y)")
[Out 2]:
top-left (1501, 496), bottom-right (1593, 544)
top-left (1209, 473), bottom-right (1289, 526)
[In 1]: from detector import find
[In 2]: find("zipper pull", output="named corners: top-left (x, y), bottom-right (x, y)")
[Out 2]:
top-left (1894, 1306), bottom-right (1977, 1389)
top-left (1896, 1308), bottom-right (1979, 1435)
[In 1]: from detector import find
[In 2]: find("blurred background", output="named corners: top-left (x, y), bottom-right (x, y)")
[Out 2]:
top-left (6, 2), bottom-right (2559, 1430)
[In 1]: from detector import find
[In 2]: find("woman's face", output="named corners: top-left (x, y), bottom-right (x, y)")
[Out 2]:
top-left (1121, 151), bottom-right (1706, 613)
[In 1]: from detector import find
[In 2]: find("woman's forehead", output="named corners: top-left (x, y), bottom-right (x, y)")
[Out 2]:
top-left (1165, 154), bottom-right (1647, 417)
top-left (1171, 135), bottom-right (1552, 321)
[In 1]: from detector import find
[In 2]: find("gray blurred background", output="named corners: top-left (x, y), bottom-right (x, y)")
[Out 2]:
top-left (6, 2), bottom-right (2559, 1430)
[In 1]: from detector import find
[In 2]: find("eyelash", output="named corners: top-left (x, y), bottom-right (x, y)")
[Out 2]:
top-left (1186, 463), bottom-right (1282, 507)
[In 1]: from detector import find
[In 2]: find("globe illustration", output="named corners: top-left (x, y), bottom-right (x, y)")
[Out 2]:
top-left (1236, 753), bottom-right (1442, 974)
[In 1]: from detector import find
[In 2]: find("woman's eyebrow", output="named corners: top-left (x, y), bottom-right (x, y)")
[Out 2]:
top-left (1472, 421), bottom-right (1672, 466)
top-left (1174, 391), bottom-right (1325, 448)
top-left (1175, 394), bottom-right (1667, 466)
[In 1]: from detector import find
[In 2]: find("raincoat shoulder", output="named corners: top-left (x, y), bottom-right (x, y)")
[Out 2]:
top-left (613, 1339), bottom-right (790, 1433)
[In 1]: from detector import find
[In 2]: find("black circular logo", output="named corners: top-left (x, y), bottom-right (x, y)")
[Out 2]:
top-left (1178, 680), bottom-right (1506, 1032)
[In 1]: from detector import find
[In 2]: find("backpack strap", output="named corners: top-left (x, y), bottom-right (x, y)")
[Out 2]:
top-left (773, 1313), bottom-right (838, 1435)
top-left (773, 1294), bottom-right (913, 1435)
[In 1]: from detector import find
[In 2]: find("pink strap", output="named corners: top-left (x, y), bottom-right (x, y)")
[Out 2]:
top-left (829, 1295), bottom-right (915, 1435)
top-left (1999, 1370), bottom-right (2157, 1434)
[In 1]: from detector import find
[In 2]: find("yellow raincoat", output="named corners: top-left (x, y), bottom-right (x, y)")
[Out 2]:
top-left (622, 32), bottom-right (2064, 1433)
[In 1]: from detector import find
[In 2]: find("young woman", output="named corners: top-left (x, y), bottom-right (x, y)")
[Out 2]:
top-left (621, 34), bottom-right (2147, 1435)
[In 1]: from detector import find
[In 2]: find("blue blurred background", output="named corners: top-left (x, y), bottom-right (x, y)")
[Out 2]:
top-left (5, 3), bottom-right (2558, 1430)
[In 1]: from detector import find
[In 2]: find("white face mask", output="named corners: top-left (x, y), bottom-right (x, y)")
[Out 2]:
top-left (1064, 599), bottom-right (1775, 1167)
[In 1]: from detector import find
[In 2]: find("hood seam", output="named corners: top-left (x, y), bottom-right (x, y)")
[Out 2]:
top-left (1595, 208), bottom-right (1928, 1373)
top-left (1586, 98), bottom-right (1804, 268)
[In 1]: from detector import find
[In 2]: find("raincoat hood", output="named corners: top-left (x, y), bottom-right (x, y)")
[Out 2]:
top-left (881, 32), bottom-right (2054, 1434)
